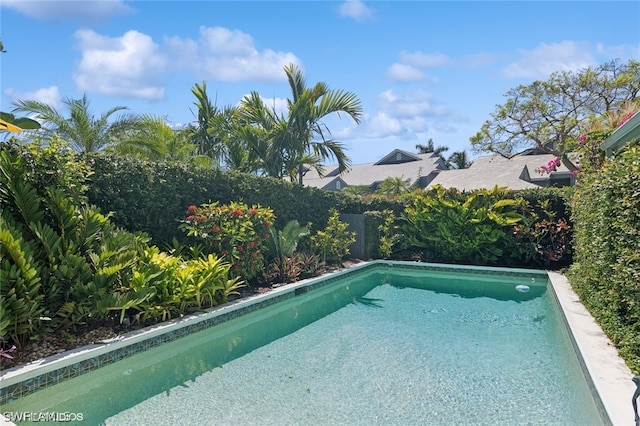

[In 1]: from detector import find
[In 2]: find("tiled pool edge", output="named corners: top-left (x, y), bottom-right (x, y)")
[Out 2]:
top-left (0, 260), bottom-right (548, 404)
top-left (547, 271), bottom-right (635, 426)
top-left (0, 262), bottom-right (632, 425)
top-left (0, 262), bottom-right (376, 406)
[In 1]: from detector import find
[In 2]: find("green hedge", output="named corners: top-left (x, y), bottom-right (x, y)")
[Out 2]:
top-left (85, 155), bottom-right (348, 245)
top-left (345, 187), bottom-right (571, 269)
top-left (568, 143), bottom-right (640, 373)
top-left (82, 154), bottom-right (577, 267)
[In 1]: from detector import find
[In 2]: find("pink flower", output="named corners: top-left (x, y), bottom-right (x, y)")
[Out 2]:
top-left (618, 112), bottom-right (635, 127)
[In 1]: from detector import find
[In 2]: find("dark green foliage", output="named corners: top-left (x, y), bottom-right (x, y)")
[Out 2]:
top-left (262, 220), bottom-right (320, 284)
top-left (357, 187), bottom-right (573, 267)
top-left (265, 220), bottom-right (311, 263)
top-left (311, 210), bottom-right (356, 264)
top-left (401, 186), bottom-right (525, 266)
top-left (0, 142), bottom-right (243, 348)
top-left (85, 155), bottom-right (347, 245)
top-left (0, 144), bottom-right (149, 342)
top-left (568, 143), bottom-right (640, 373)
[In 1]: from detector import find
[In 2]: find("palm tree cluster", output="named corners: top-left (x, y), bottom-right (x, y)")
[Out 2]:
top-left (415, 138), bottom-right (473, 169)
top-left (10, 64), bottom-right (363, 186)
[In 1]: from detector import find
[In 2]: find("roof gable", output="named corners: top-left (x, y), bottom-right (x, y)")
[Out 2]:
top-left (374, 149), bottom-right (423, 165)
top-left (302, 149), bottom-right (445, 190)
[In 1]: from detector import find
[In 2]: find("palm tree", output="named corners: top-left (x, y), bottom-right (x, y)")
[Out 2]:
top-left (240, 64), bottom-right (363, 185)
top-left (109, 114), bottom-right (211, 166)
top-left (446, 151), bottom-right (473, 169)
top-left (12, 94), bottom-right (139, 153)
top-left (375, 176), bottom-right (412, 195)
top-left (238, 91), bottom-right (293, 178)
top-left (189, 82), bottom-right (229, 166)
top-left (416, 138), bottom-right (449, 160)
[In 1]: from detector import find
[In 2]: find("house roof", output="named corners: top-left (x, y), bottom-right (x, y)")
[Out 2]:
top-left (428, 151), bottom-right (578, 191)
top-left (601, 111), bottom-right (640, 156)
top-left (303, 149), bottom-right (445, 190)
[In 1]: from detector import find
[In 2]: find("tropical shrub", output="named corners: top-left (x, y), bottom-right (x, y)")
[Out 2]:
top-left (263, 252), bottom-right (323, 285)
top-left (98, 248), bottom-right (243, 325)
top-left (377, 209), bottom-right (401, 259)
top-left (263, 220), bottom-right (319, 284)
top-left (180, 202), bottom-right (275, 282)
top-left (0, 143), bottom-right (146, 344)
top-left (311, 210), bottom-right (356, 265)
top-left (402, 185), bottom-right (525, 265)
top-left (510, 199), bottom-right (573, 268)
top-left (0, 141), bottom-right (243, 348)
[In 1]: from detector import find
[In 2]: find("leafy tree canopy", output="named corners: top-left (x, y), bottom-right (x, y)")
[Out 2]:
top-left (470, 59), bottom-right (640, 171)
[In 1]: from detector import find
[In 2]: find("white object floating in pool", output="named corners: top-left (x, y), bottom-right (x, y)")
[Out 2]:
top-left (515, 285), bottom-right (530, 293)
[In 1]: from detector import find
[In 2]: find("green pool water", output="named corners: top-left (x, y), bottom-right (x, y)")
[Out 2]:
top-left (2, 265), bottom-right (605, 425)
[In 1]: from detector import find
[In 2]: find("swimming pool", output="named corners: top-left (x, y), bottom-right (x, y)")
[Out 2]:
top-left (0, 262), bottom-right (611, 424)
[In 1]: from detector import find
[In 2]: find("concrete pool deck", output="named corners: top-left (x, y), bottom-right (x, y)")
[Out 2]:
top-left (547, 271), bottom-right (636, 426)
top-left (0, 264), bottom-right (637, 425)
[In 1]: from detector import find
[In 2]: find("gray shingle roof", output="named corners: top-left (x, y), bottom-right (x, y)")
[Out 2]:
top-left (304, 149), bottom-right (446, 190)
top-left (303, 149), bottom-right (578, 191)
top-left (428, 152), bottom-right (577, 191)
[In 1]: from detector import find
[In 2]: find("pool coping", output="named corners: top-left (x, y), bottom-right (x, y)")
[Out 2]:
top-left (0, 261), bottom-right (636, 425)
top-left (546, 271), bottom-right (636, 426)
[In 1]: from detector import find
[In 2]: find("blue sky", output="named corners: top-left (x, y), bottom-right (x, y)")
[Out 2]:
top-left (1, 1), bottom-right (639, 164)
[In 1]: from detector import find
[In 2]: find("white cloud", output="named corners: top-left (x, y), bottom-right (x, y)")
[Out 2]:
top-left (463, 52), bottom-right (499, 69)
top-left (501, 41), bottom-right (595, 79)
top-left (398, 51), bottom-right (452, 68)
top-left (594, 42), bottom-right (640, 62)
top-left (165, 26), bottom-right (301, 81)
top-left (338, 0), bottom-right (374, 22)
top-left (73, 29), bottom-right (167, 100)
top-left (365, 112), bottom-right (405, 137)
top-left (387, 64), bottom-right (425, 83)
top-left (377, 89), bottom-right (447, 118)
top-left (67, 25), bottom-right (301, 101)
top-left (1, 0), bottom-right (134, 24)
top-left (348, 90), bottom-right (457, 139)
top-left (5, 86), bottom-right (63, 109)
top-left (388, 51), bottom-right (452, 83)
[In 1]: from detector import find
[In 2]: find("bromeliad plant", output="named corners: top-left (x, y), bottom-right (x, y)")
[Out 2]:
top-left (180, 201), bottom-right (275, 282)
